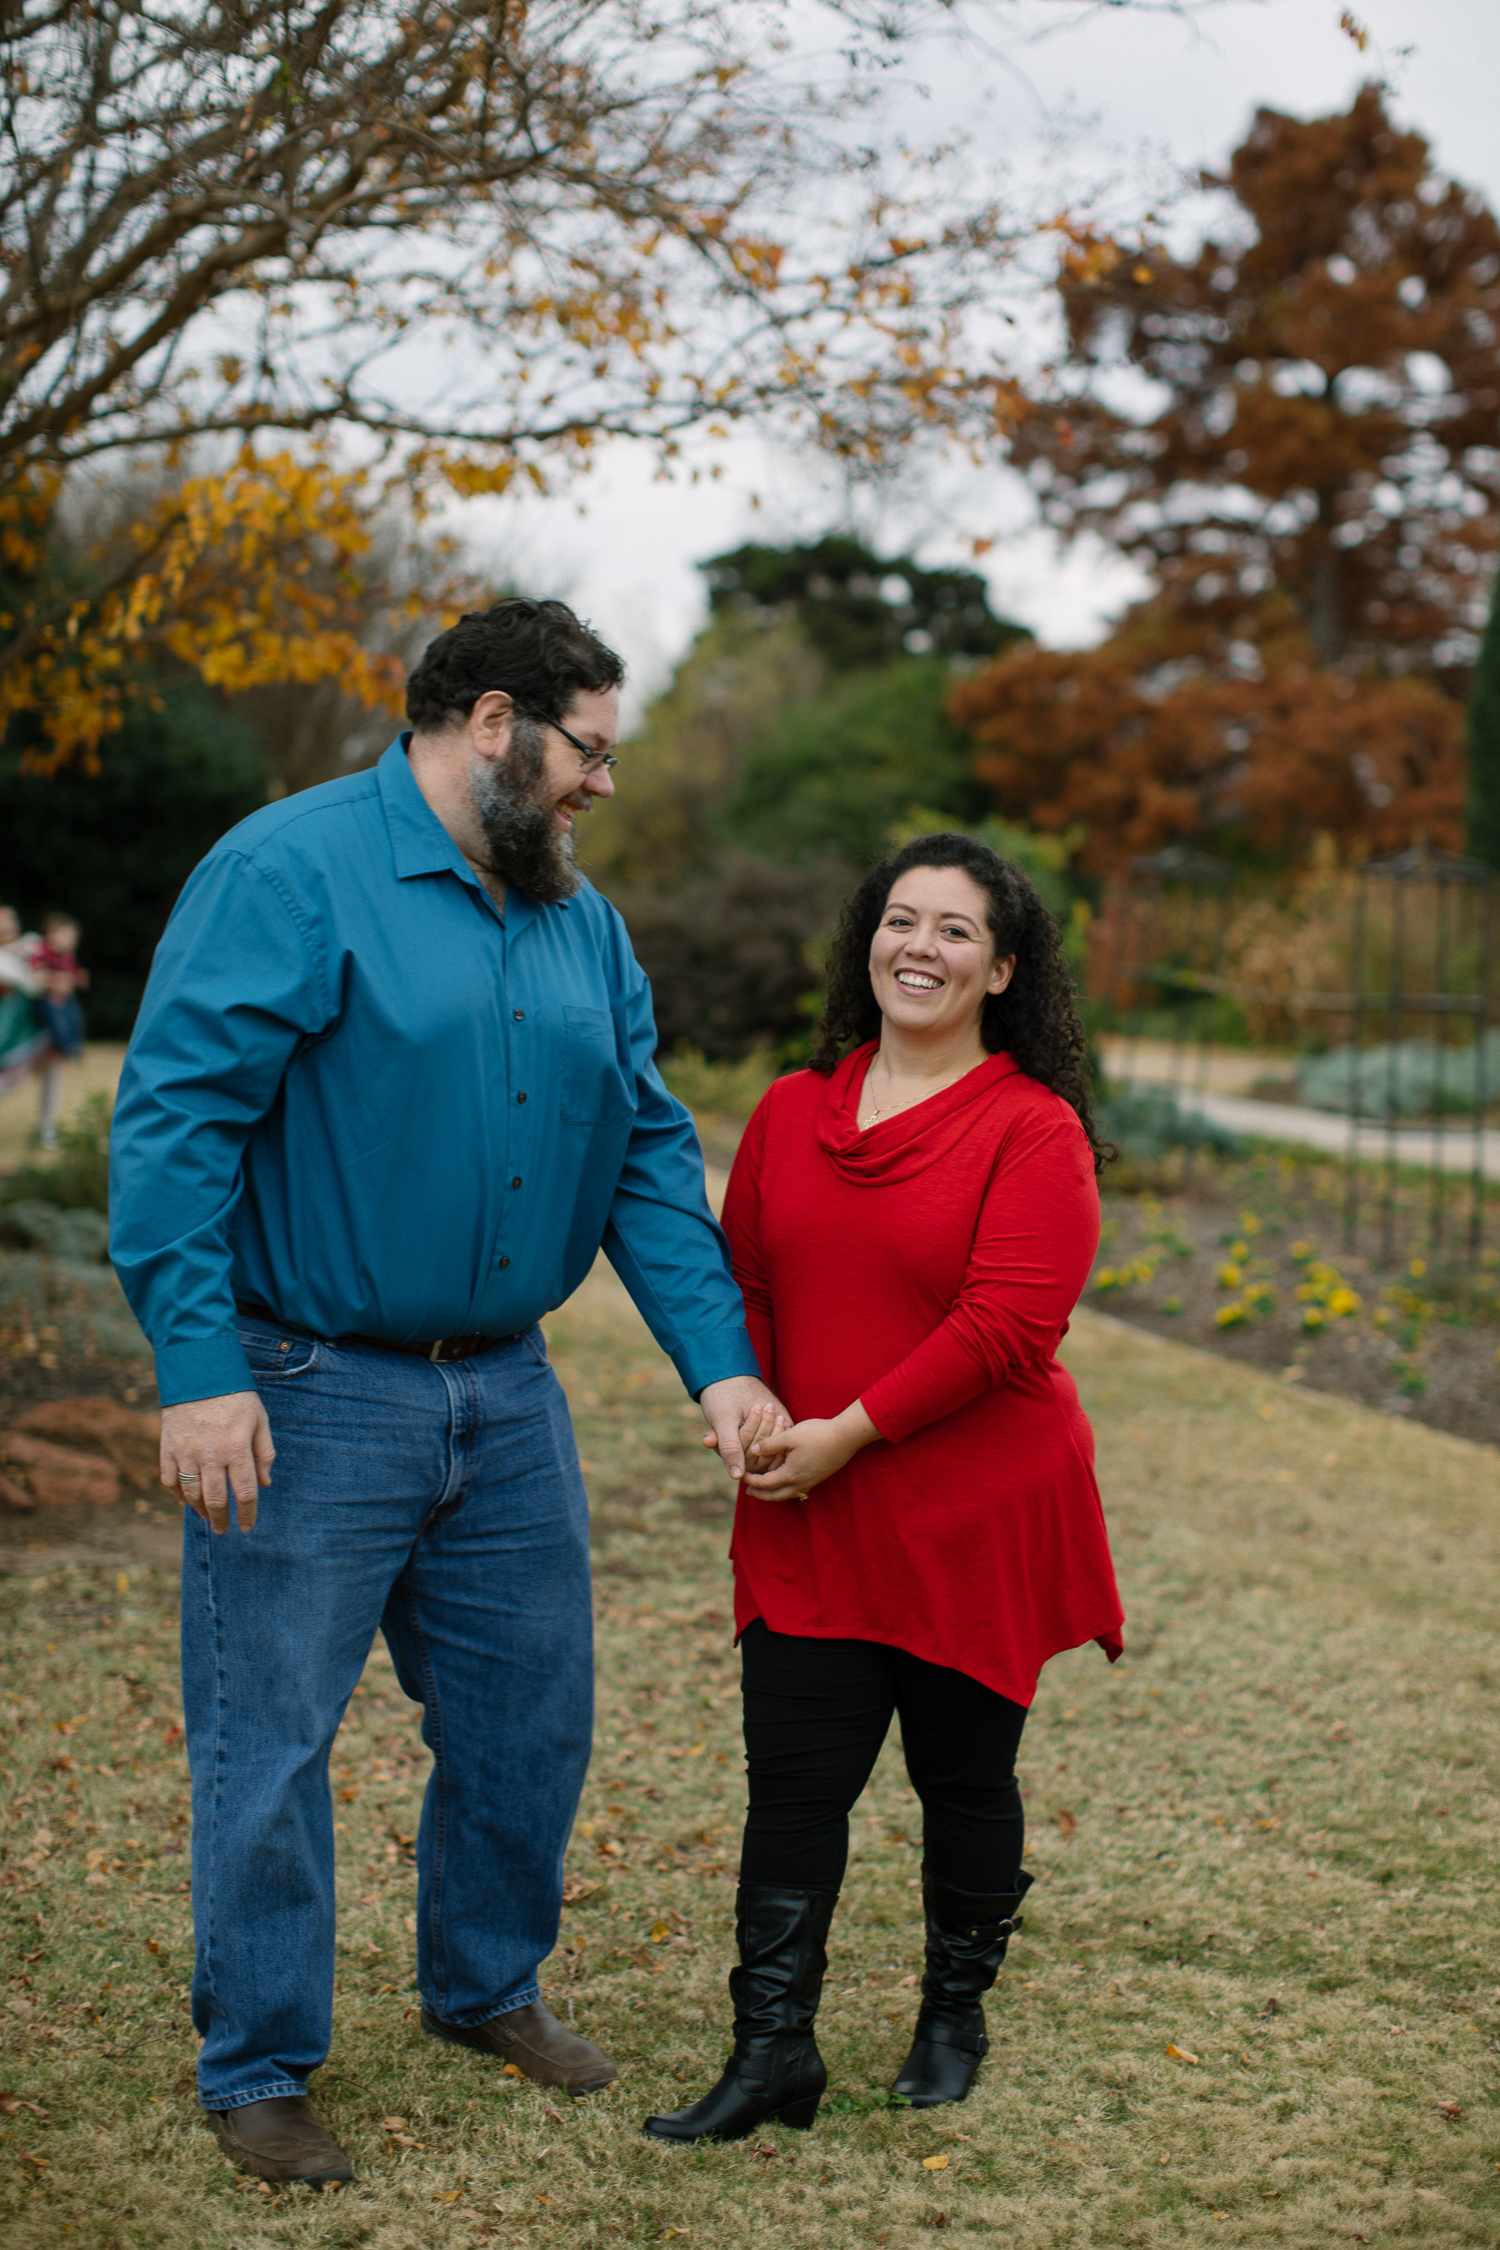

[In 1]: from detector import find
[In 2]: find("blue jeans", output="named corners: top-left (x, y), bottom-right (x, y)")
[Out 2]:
top-left (182, 1313), bottom-right (593, 2111)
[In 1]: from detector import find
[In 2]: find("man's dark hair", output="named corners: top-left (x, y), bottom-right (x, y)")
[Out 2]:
top-left (405, 598), bottom-right (625, 732)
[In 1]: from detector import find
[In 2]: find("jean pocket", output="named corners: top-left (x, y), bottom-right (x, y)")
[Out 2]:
top-left (236, 1324), bottom-right (325, 1381)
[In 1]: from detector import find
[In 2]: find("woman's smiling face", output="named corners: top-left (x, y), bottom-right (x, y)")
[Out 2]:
top-left (867, 864), bottom-right (1014, 1041)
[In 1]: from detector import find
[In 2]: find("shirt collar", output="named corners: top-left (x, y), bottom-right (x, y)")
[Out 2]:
top-left (377, 736), bottom-right (475, 881)
top-left (374, 735), bottom-right (557, 937)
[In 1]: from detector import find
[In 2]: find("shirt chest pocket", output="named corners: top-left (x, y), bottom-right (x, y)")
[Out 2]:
top-left (560, 1005), bottom-right (633, 1127)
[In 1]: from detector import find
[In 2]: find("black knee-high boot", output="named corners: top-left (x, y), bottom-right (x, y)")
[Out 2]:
top-left (641, 1885), bottom-right (838, 2143)
top-left (891, 1868), bottom-right (1033, 2108)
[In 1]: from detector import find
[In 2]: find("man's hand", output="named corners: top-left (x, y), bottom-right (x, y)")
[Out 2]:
top-left (741, 1401), bottom-right (881, 1502)
top-left (697, 1376), bottom-right (791, 1481)
top-left (160, 1392), bottom-right (275, 1535)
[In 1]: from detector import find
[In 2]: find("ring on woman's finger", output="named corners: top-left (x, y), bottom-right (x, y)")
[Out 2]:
top-left (179, 1472), bottom-right (202, 1486)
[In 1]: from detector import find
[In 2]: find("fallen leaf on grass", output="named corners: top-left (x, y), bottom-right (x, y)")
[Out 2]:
top-left (562, 1876), bottom-right (597, 1905)
top-left (501, 2063), bottom-right (526, 2078)
top-left (922, 2154), bottom-right (950, 2171)
top-left (896, 1973), bottom-right (918, 1988)
top-left (0, 2094), bottom-right (49, 2121)
top-left (436, 2190), bottom-right (462, 2203)
top-left (1055, 1808), bottom-right (1077, 1838)
top-left (382, 2116), bottom-right (409, 2130)
top-left (544, 2105), bottom-right (564, 2123)
top-left (1166, 2044), bottom-right (1200, 2064)
top-left (1435, 2099), bottom-right (1463, 2120)
top-left (18, 2152), bottom-right (50, 2169)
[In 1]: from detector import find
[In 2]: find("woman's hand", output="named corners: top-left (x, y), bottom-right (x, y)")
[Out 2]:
top-left (697, 1377), bottom-right (791, 1479)
top-left (741, 1400), bottom-right (881, 1501)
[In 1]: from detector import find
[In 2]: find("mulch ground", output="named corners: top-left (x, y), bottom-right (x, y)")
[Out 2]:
top-left (1091, 1148), bottom-right (1500, 1453)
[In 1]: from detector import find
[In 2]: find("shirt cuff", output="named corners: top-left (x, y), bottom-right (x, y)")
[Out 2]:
top-left (152, 1333), bottom-right (257, 1409)
top-left (676, 1324), bottom-right (763, 1401)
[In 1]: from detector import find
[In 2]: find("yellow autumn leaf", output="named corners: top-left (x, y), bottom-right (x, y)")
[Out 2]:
top-left (1166, 2043), bottom-right (1200, 2065)
top-left (650, 1920), bottom-right (670, 1943)
top-left (922, 2154), bottom-right (950, 2170)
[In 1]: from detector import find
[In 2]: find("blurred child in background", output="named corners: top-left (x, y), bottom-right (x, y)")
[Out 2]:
top-left (33, 910), bottom-right (88, 1149)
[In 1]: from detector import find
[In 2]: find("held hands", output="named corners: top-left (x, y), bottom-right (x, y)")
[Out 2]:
top-left (741, 1400), bottom-right (881, 1502)
top-left (160, 1391), bottom-right (275, 1534)
top-left (697, 1376), bottom-right (792, 1480)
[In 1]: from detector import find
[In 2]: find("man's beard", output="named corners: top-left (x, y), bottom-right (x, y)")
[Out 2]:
top-left (469, 719), bottom-right (582, 905)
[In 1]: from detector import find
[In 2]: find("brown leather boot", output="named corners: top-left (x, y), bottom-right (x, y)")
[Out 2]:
top-left (203, 2095), bottom-right (354, 2186)
top-left (422, 1999), bottom-right (617, 2093)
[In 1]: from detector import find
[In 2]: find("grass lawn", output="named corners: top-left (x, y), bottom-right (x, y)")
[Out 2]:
top-left (3, 1268), bottom-right (1500, 2248)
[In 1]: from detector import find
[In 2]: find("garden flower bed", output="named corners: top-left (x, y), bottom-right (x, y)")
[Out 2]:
top-left (1092, 1149), bottom-right (1500, 1450)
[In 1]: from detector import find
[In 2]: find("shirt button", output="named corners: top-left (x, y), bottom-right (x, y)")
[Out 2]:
top-left (517, 1091), bottom-right (527, 1104)
top-left (498, 1255), bottom-right (511, 1269)
top-left (513, 1009), bottom-right (525, 1021)
top-left (511, 1176), bottom-right (522, 1189)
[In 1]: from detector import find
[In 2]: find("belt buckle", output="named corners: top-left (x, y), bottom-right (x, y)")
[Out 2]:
top-left (428, 1338), bottom-right (449, 1364)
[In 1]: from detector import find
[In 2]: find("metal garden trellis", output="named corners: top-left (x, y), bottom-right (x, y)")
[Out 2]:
top-left (1097, 844), bottom-right (1235, 1132)
top-left (1096, 841), bottom-right (1498, 1273)
top-left (1342, 844), bottom-right (1496, 1270)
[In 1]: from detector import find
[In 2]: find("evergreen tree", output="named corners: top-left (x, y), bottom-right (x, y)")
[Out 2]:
top-left (0, 682), bottom-right (269, 1035)
top-left (1466, 568), bottom-right (1500, 869)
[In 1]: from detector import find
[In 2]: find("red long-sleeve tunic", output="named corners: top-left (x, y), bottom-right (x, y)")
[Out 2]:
top-left (723, 1042), bottom-right (1123, 1707)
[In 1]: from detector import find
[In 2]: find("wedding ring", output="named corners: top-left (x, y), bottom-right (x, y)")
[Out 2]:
top-left (179, 1473), bottom-right (202, 1485)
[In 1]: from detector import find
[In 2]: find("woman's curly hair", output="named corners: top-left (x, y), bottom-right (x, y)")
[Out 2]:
top-left (811, 831), bottom-right (1112, 1173)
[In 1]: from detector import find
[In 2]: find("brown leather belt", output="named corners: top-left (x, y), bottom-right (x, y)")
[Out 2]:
top-left (235, 1299), bottom-right (519, 1364)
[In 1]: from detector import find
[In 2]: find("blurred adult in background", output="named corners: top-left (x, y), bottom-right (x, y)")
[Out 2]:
top-left (110, 598), bottom-right (787, 2190)
top-left (645, 833), bottom-right (1123, 2146)
top-left (0, 902), bottom-right (48, 1107)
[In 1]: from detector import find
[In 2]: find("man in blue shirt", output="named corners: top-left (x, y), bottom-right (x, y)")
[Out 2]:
top-left (110, 599), bottom-right (783, 2188)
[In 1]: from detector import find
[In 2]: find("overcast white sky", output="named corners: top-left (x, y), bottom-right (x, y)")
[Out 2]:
top-left (453, 0), bottom-right (1500, 716)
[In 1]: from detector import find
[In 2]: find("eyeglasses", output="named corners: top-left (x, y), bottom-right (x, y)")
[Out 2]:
top-left (529, 711), bottom-right (618, 773)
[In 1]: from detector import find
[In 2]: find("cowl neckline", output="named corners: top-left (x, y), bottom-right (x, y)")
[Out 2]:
top-left (813, 1041), bottom-right (1022, 1185)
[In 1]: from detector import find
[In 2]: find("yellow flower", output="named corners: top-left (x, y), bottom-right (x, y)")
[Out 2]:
top-left (1215, 1303), bottom-right (1247, 1328)
top-left (1289, 1239), bottom-right (1315, 1263)
top-left (1301, 1306), bottom-right (1327, 1331)
top-left (1216, 1261), bottom-right (1244, 1289)
top-left (1326, 1287), bottom-right (1361, 1319)
top-left (1229, 1238), bottom-right (1250, 1261)
top-left (1238, 1211), bottom-right (1262, 1235)
top-left (1408, 1257), bottom-right (1427, 1279)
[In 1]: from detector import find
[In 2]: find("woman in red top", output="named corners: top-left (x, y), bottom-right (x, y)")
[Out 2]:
top-left (644, 833), bottom-right (1122, 2146)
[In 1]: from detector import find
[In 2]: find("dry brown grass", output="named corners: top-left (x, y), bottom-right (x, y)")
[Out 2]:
top-left (3, 1269), bottom-right (1500, 2247)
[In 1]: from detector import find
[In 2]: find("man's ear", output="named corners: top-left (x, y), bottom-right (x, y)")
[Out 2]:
top-left (468, 689), bottom-right (517, 762)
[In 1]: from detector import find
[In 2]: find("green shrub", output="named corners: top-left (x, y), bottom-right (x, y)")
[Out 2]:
top-left (1, 1091), bottom-right (112, 1213)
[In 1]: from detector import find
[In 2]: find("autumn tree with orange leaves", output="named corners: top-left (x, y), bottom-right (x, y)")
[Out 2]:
top-left (1, 0), bottom-right (1135, 771)
top-left (950, 84), bottom-right (1500, 871)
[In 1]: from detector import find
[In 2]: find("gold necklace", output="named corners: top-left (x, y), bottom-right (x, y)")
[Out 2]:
top-left (862, 1060), bottom-right (968, 1126)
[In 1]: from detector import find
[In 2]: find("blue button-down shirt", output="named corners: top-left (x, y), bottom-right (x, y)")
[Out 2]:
top-left (110, 739), bottom-right (757, 1408)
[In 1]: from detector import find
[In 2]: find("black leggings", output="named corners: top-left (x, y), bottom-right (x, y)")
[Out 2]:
top-left (738, 1619), bottom-right (1029, 1896)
